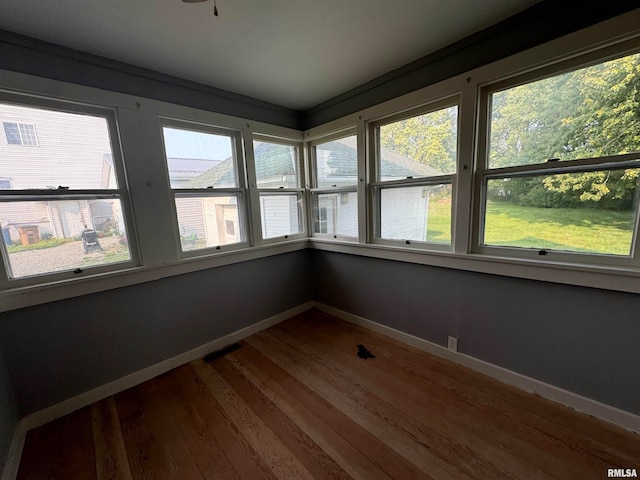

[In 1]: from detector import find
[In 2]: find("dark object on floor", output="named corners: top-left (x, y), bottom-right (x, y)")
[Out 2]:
top-left (203, 342), bottom-right (242, 363)
top-left (357, 344), bottom-right (376, 359)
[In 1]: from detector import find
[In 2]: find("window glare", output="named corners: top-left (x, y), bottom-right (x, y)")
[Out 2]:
top-left (0, 199), bottom-right (131, 278)
top-left (489, 52), bottom-right (640, 168)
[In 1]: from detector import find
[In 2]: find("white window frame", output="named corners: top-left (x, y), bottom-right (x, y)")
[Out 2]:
top-left (369, 99), bottom-right (459, 251)
top-left (472, 44), bottom-right (640, 268)
top-left (248, 134), bottom-right (307, 244)
top-left (309, 128), bottom-right (359, 241)
top-left (159, 118), bottom-right (251, 257)
top-left (0, 93), bottom-right (139, 288)
top-left (2, 121), bottom-right (39, 146)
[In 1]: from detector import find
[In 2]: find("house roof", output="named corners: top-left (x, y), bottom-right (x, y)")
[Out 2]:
top-left (185, 137), bottom-right (440, 188)
top-left (167, 157), bottom-right (220, 179)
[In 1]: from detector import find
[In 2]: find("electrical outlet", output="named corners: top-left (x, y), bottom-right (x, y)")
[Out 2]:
top-left (447, 336), bottom-right (458, 352)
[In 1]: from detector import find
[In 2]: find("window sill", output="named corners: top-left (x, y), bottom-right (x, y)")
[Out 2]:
top-left (0, 239), bottom-right (310, 313)
top-left (309, 238), bottom-right (640, 294)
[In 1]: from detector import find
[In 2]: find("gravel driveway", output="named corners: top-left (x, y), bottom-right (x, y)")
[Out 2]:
top-left (7, 236), bottom-right (129, 278)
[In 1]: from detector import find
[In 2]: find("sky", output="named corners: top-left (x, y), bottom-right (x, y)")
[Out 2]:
top-left (162, 127), bottom-right (233, 161)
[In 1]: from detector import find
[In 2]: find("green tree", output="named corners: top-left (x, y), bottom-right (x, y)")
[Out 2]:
top-left (379, 106), bottom-right (458, 174)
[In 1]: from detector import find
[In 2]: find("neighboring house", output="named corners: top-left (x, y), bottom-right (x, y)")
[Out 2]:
top-left (176, 137), bottom-right (439, 243)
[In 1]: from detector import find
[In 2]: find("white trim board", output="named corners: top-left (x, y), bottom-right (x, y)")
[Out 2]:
top-left (1, 301), bottom-right (313, 480)
top-left (313, 302), bottom-right (640, 434)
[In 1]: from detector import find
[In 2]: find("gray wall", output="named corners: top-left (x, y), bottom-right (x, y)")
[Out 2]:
top-left (0, 349), bottom-right (17, 477)
top-left (312, 250), bottom-right (640, 416)
top-left (0, 250), bottom-right (312, 416)
top-left (0, 30), bottom-right (302, 130)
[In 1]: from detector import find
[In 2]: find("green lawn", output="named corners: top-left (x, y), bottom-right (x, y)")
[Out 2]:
top-left (426, 200), bottom-right (635, 255)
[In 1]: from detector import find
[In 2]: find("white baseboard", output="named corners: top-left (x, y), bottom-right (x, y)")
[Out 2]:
top-left (313, 302), bottom-right (640, 434)
top-left (1, 301), bottom-right (313, 480)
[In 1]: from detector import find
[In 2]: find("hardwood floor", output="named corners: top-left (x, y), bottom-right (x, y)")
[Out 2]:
top-left (16, 309), bottom-right (640, 479)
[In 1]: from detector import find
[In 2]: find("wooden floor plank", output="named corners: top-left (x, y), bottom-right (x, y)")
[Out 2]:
top-left (165, 364), bottom-right (277, 480)
top-left (227, 344), bottom-right (396, 480)
top-left (155, 366), bottom-right (242, 480)
top-left (301, 311), bottom-right (640, 465)
top-left (212, 355), bottom-right (353, 480)
top-left (231, 342), bottom-right (421, 480)
top-left (274, 318), bottom-right (558, 480)
top-left (92, 397), bottom-right (133, 480)
top-left (248, 331), bottom-right (471, 479)
top-left (192, 358), bottom-right (319, 480)
top-left (16, 309), bottom-right (640, 480)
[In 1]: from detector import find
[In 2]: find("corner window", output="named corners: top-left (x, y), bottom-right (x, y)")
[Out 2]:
top-left (0, 99), bottom-right (136, 283)
top-left (478, 51), bottom-right (640, 262)
top-left (161, 121), bottom-right (248, 253)
top-left (252, 137), bottom-right (305, 240)
top-left (3, 121), bottom-right (38, 146)
top-left (310, 133), bottom-right (358, 238)
top-left (372, 103), bottom-right (458, 247)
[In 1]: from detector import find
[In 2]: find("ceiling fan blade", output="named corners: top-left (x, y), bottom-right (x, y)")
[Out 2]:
top-left (181, 0), bottom-right (207, 3)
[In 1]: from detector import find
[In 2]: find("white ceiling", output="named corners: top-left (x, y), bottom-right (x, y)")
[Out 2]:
top-left (0, 0), bottom-right (541, 110)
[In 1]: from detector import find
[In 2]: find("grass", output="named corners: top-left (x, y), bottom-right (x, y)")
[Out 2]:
top-left (426, 200), bottom-right (635, 255)
top-left (6, 238), bottom-right (72, 253)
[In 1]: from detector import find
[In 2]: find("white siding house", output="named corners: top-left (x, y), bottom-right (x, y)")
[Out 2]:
top-left (0, 103), bottom-right (122, 245)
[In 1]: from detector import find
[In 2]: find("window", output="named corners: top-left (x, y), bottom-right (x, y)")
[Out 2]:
top-left (161, 121), bottom-right (248, 252)
top-left (372, 103), bottom-right (458, 247)
top-left (476, 50), bottom-right (640, 263)
top-left (3, 122), bottom-right (38, 146)
top-left (0, 99), bottom-right (135, 283)
top-left (252, 137), bottom-right (305, 240)
top-left (310, 133), bottom-right (358, 238)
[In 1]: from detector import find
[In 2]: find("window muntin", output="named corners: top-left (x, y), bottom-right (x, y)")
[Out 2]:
top-left (161, 121), bottom-right (248, 253)
top-left (0, 100), bottom-right (135, 282)
top-left (372, 103), bottom-right (458, 246)
top-left (479, 50), bottom-right (640, 261)
top-left (488, 52), bottom-right (640, 169)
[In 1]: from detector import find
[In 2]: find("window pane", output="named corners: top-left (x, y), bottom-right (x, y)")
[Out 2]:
top-left (379, 106), bottom-right (458, 180)
top-left (174, 194), bottom-right (244, 251)
top-left (483, 169), bottom-right (640, 255)
top-left (314, 135), bottom-right (358, 188)
top-left (0, 199), bottom-right (131, 278)
top-left (260, 193), bottom-right (303, 239)
top-left (253, 141), bottom-right (299, 188)
top-left (489, 52), bottom-right (640, 168)
top-left (312, 191), bottom-right (357, 237)
top-left (0, 103), bottom-right (118, 189)
top-left (379, 184), bottom-right (452, 243)
top-left (162, 127), bottom-right (237, 189)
